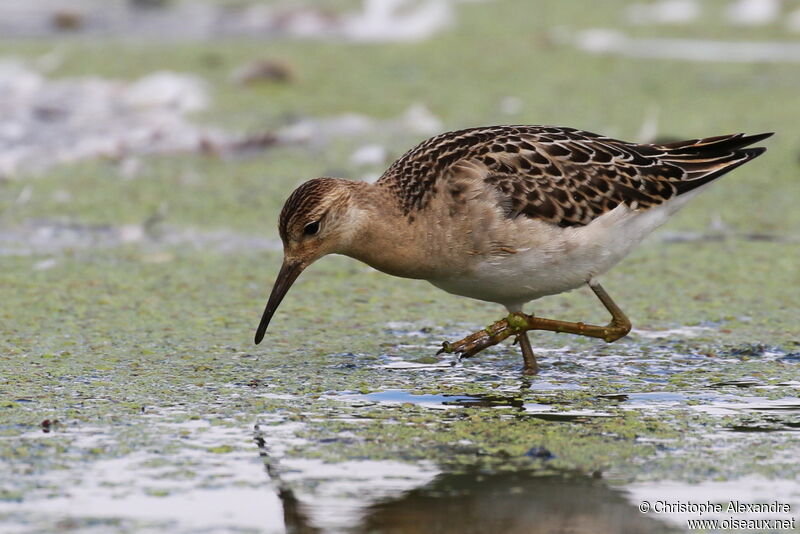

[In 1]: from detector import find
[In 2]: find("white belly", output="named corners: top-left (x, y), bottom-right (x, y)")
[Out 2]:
top-left (430, 247), bottom-right (599, 307)
top-left (428, 193), bottom-right (700, 309)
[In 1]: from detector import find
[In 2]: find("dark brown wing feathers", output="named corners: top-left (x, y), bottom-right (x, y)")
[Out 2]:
top-left (376, 126), bottom-right (772, 227)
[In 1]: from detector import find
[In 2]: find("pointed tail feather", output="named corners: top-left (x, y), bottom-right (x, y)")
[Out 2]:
top-left (656, 132), bottom-right (773, 156)
top-left (654, 132), bottom-right (772, 195)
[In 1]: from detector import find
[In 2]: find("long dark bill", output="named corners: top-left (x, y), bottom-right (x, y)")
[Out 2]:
top-left (254, 260), bottom-right (305, 344)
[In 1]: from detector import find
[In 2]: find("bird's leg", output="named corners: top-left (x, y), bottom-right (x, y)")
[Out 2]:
top-left (516, 332), bottom-right (539, 375)
top-left (437, 282), bottom-right (631, 368)
top-left (586, 281), bottom-right (632, 339)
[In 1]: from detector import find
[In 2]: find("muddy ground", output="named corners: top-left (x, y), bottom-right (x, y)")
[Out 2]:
top-left (1, 1), bottom-right (799, 533)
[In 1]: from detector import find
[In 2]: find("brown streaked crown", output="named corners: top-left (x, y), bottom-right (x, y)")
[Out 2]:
top-left (376, 126), bottom-right (772, 227)
top-left (278, 177), bottom-right (341, 242)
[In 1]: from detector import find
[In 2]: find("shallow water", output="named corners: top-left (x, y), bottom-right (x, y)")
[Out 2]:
top-left (2, 251), bottom-right (799, 531)
top-left (2, 244), bottom-right (798, 533)
top-left (2, 0), bottom-right (800, 532)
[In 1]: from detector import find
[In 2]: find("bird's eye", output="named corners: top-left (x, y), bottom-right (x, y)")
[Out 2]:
top-left (303, 221), bottom-right (320, 236)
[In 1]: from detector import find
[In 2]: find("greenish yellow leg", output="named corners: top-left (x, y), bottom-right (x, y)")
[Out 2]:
top-left (516, 332), bottom-right (538, 375)
top-left (438, 282), bottom-right (632, 373)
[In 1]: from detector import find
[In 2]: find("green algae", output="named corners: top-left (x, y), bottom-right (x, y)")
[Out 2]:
top-left (1, 0), bottom-right (799, 530)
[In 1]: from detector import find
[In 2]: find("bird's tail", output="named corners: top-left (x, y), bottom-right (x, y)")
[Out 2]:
top-left (653, 132), bottom-right (773, 195)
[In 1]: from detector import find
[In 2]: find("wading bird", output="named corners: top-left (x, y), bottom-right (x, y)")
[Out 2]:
top-left (254, 126), bottom-right (771, 374)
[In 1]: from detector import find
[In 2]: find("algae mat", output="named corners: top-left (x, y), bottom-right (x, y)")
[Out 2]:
top-left (1, 0), bottom-right (800, 532)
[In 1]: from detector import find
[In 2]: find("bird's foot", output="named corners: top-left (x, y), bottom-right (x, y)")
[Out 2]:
top-left (436, 313), bottom-right (529, 360)
top-left (436, 302), bottom-right (631, 373)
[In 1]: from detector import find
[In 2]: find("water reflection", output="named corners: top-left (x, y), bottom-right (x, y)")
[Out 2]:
top-left (341, 389), bottom-right (613, 421)
top-left (355, 469), bottom-right (678, 534)
top-left (256, 431), bottom-right (677, 534)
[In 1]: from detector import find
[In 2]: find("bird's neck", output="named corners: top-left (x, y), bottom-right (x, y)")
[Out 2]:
top-left (338, 182), bottom-right (440, 280)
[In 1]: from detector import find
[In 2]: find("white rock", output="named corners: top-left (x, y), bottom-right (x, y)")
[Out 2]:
top-left (574, 30), bottom-right (800, 63)
top-left (0, 63), bottom-right (230, 176)
top-left (124, 72), bottom-right (208, 112)
top-left (0, 60), bottom-right (43, 100)
top-left (499, 96), bottom-right (522, 115)
top-left (575, 29), bottom-right (626, 54)
top-left (350, 144), bottom-right (387, 167)
top-left (118, 158), bottom-right (142, 180)
top-left (726, 0), bottom-right (780, 26)
top-left (626, 0), bottom-right (700, 25)
top-left (343, 0), bottom-right (453, 43)
top-left (328, 113), bottom-right (376, 136)
top-left (278, 113), bottom-right (375, 145)
top-left (118, 224), bottom-right (145, 244)
top-left (398, 103), bottom-right (442, 135)
top-left (33, 258), bottom-right (58, 271)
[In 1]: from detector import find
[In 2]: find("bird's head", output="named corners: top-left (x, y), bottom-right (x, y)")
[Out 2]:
top-left (254, 177), bottom-right (357, 344)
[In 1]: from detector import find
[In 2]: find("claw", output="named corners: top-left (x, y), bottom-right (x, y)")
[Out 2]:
top-left (436, 320), bottom-right (510, 362)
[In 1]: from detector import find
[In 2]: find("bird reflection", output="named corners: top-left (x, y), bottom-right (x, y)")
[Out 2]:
top-left (355, 469), bottom-right (677, 534)
top-left (255, 428), bottom-right (677, 534)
